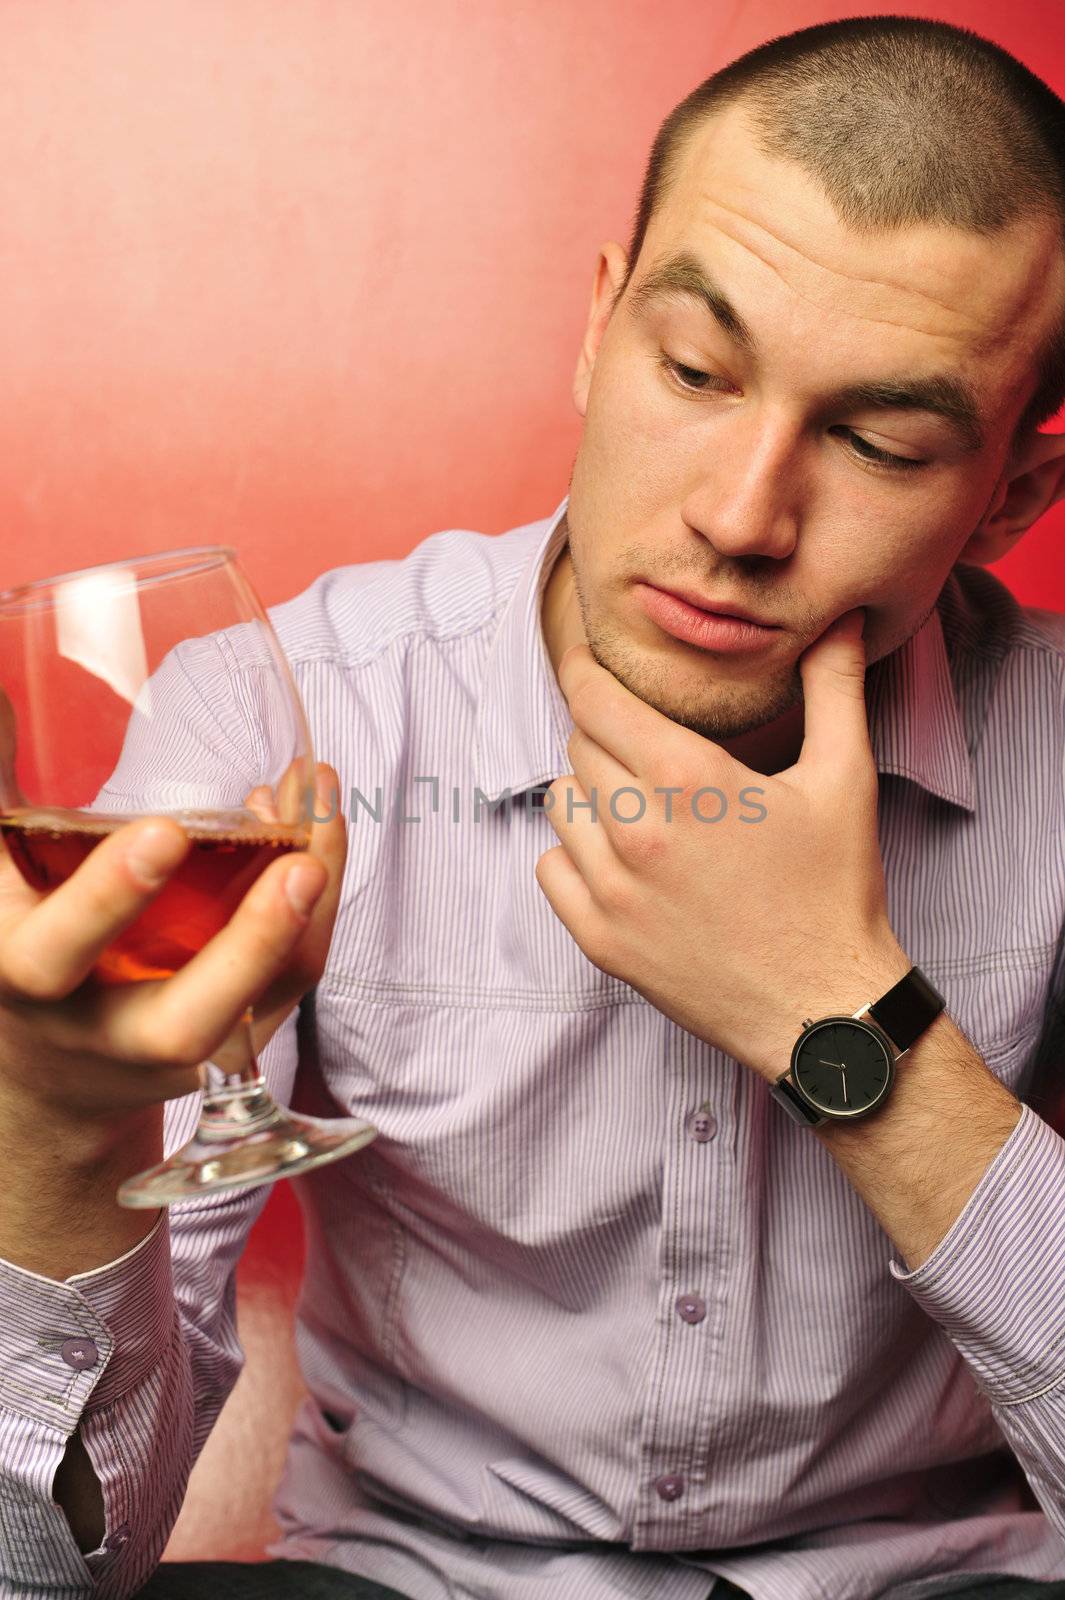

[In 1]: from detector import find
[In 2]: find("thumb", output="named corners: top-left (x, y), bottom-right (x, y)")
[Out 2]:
top-left (303, 763), bottom-right (347, 957)
top-left (796, 608), bottom-right (871, 773)
top-left (252, 763), bottom-right (347, 1037)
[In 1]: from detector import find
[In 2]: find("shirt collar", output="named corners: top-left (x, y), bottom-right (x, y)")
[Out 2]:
top-left (472, 497), bottom-right (574, 804)
top-left (471, 495), bottom-right (976, 814)
top-left (865, 575), bottom-right (976, 812)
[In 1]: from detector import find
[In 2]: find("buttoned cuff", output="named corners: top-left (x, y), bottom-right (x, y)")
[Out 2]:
top-left (0, 1211), bottom-right (173, 1434)
top-left (888, 1103), bottom-right (1065, 1403)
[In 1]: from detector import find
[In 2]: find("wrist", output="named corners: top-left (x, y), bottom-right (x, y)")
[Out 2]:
top-left (808, 1015), bottom-right (1022, 1270)
top-left (0, 1075), bottom-right (164, 1168)
top-left (752, 933), bottom-right (912, 1084)
top-left (0, 1093), bottom-right (163, 1277)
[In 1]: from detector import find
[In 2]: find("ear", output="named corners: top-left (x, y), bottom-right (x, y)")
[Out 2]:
top-left (572, 241), bottom-right (630, 419)
top-left (958, 427), bottom-right (1065, 565)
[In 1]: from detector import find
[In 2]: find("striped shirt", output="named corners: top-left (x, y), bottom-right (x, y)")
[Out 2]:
top-left (2, 495), bottom-right (1065, 1600)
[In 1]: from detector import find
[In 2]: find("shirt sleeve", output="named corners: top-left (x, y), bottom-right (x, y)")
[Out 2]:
top-left (888, 1099), bottom-right (1065, 1538)
top-left (0, 1005), bottom-right (299, 1599)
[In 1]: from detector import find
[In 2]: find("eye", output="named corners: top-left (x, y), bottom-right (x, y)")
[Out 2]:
top-left (834, 427), bottom-right (926, 472)
top-left (658, 355), bottom-right (729, 394)
top-left (658, 357), bottom-right (928, 472)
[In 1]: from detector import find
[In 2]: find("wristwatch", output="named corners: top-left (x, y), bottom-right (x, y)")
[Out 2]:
top-left (771, 966), bottom-right (945, 1127)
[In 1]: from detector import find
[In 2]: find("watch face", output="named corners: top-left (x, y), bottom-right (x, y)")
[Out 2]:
top-left (791, 1018), bottom-right (894, 1118)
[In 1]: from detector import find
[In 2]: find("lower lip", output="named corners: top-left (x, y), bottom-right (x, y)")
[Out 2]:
top-left (635, 584), bottom-right (780, 653)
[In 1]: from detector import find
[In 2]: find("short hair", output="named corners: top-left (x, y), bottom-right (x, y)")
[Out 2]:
top-left (621, 15), bottom-right (1065, 444)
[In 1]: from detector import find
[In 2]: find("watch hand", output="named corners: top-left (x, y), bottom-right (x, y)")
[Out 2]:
top-left (840, 1067), bottom-right (848, 1105)
top-left (818, 1059), bottom-right (844, 1069)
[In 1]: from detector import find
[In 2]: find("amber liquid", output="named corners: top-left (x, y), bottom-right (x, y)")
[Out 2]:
top-left (0, 807), bottom-right (304, 984)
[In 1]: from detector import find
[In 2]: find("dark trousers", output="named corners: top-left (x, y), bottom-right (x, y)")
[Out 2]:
top-left (133, 1561), bottom-right (1065, 1599)
top-left (134, 1561), bottom-right (405, 1598)
top-left (716, 1580), bottom-right (1065, 1599)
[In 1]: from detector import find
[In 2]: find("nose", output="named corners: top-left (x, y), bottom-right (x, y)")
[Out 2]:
top-left (682, 408), bottom-right (801, 562)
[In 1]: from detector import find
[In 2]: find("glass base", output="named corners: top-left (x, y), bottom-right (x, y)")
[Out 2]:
top-left (117, 1093), bottom-right (377, 1208)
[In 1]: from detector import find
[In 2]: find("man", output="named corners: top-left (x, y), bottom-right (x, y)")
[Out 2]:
top-left (3, 13), bottom-right (1065, 1600)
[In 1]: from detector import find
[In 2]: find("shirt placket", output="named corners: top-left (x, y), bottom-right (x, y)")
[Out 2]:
top-left (632, 1024), bottom-right (735, 1549)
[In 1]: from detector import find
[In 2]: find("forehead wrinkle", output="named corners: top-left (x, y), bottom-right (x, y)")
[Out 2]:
top-left (698, 192), bottom-right (992, 334)
top-left (704, 208), bottom-right (1041, 398)
top-left (628, 240), bottom-right (968, 356)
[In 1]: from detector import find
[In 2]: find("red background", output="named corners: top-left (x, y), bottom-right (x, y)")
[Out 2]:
top-left (2, 0), bottom-right (1063, 611)
top-left (3, 2), bottom-right (1062, 1555)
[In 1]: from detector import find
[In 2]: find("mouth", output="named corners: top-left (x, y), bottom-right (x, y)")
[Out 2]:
top-left (653, 585), bottom-right (781, 628)
top-left (634, 583), bottom-right (782, 655)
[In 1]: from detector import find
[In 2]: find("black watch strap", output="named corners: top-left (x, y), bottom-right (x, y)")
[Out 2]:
top-left (866, 965), bottom-right (945, 1053)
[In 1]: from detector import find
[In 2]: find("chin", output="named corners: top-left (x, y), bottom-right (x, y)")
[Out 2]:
top-left (584, 631), bottom-right (802, 742)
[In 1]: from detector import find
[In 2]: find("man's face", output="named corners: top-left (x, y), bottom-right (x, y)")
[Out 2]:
top-left (562, 100), bottom-right (1065, 744)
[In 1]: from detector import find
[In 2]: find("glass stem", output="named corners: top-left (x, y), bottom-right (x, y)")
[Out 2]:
top-left (196, 1008), bottom-right (277, 1136)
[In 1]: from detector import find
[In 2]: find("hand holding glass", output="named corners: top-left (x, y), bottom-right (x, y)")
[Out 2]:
top-left (0, 546), bottom-right (376, 1207)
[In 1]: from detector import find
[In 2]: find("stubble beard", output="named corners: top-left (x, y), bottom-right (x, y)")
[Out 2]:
top-left (569, 566), bottom-right (807, 742)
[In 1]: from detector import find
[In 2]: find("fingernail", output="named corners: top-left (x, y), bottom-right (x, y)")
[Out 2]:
top-left (285, 860), bottom-right (324, 918)
top-left (127, 822), bottom-right (188, 889)
top-left (313, 766), bottom-right (338, 821)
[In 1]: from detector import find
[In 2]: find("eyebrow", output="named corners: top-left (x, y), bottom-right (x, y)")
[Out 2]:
top-left (625, 250), bottom-right (986, 454)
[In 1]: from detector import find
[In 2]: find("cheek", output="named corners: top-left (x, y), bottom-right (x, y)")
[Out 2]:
top-left (587, 341), bottom-right (703, 460)
top-left (586, 374), bottom-right (664, 468)
top-left (819, 477), bottom-right (971, 593)
top-left (814, 499), bottom-right (967, 661)
top-left (575, 385), bottom-right (689, 524)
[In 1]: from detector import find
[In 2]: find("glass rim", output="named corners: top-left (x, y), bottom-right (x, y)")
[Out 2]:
top-left (0, 544), bottom-right (239, 611)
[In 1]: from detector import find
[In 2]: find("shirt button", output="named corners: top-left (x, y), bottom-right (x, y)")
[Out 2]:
top-left (655, 1473), bottom-right (686, 1502)
top-left (687, 1106), bottom-right (717, 1142)
top-left (104, 1521), bottom-right (131, 1552)
top-left (675, 1293), bottom-right (707, 1325)
top-left (60, 1338), bottom-right (99, 1371)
